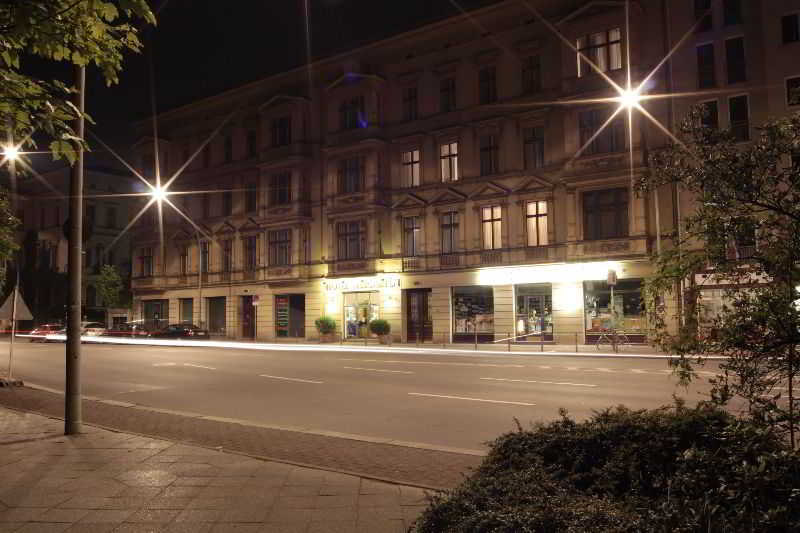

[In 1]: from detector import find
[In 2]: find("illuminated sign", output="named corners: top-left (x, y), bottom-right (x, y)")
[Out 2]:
top-left (476, 261), bottom-right (624, 286)
top-left (322, 275), bottom-right (401, 292)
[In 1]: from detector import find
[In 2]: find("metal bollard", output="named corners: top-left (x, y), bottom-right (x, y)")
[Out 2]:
top-left (541, 333), bottom-right (544, 352)
top-left (507, 332), bottom-right (511, 352)
top-left (474, 328), bottom-right (478, 350)
top-left (575, 332), bottom-right (578, 352)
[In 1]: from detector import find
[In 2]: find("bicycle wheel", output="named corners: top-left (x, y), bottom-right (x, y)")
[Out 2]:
top-left (596, 334), bottom-right (612, 351)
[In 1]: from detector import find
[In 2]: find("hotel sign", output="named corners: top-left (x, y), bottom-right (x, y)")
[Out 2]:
top-left (323, 275), bottom-right (401, 292)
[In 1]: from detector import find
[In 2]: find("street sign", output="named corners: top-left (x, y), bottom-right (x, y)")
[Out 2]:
top-left (252, 295), bottom-right (260, 306)
top-left (607, 269), bottom-right (618, 286)
top-left (0, 289), bottom-right (33, 320)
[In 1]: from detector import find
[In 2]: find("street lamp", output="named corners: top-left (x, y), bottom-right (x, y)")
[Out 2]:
top-left (2, 144), bottom-right (20, 161)
top-left (2, 143), bottom-right (20, 380)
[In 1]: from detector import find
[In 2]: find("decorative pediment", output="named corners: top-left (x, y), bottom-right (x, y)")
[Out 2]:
top-left (326, 72), bottom-right (386, 91)
top-left (514, 38), bottom-right (544, 54)
top-left (170, 227), bottom-right (194, 242)
top-left (238, 217), bottom-right (261, 233)
top-left (473, 48), bottom-right (502, 66)
top-left (214, 221), bottom-right (237, 235)
top-left (433, 59), bottom-right (460, 76)
top-left (396, 70), bottom-right (423, 85)
top-left (391, 193), bottom-right (427, 210)
top-left (557, 1), bottom-right (625, 25)
top-left (514, 175), bottom-right (553, 193)
top-left (469, 181), bottom-right (510, 200)
top-left (259, 94), bottom-right (308, 111)
top-left (430, 187), bottom-right (467, 206)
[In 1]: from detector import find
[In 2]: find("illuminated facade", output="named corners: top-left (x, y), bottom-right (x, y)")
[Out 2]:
top-left (130, 0), bottom-right (800, 343)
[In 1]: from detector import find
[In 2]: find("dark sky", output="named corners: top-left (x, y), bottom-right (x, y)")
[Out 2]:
top-left (83, 0), bottom-right (498, 148)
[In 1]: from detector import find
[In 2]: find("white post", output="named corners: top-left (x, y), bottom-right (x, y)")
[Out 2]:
top-left (8, 277), bottom-right (18, 378)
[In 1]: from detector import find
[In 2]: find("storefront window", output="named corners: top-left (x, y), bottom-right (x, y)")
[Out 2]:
top-left (344, 292), bottom-right (379, 339)
top-left (452, 286), bottom-right (494, 342)
top-left (515, 284), bottom-right (553, 340)
top-left (584, 279), bottom-right (644, 335)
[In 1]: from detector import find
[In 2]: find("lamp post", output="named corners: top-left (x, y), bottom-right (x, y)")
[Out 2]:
top-left (3, 143), bottom-right (20, 379)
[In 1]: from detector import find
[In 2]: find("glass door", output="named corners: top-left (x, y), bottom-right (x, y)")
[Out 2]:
top-left (343, 292), bottom-right (379, 339)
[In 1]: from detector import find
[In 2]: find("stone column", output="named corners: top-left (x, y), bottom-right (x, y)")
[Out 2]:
top-left (430, 287), bottom-right (451, 344)
top-left (493, 285), bottom-right (514, 342)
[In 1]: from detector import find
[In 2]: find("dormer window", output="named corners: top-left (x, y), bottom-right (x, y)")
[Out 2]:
top-left (576, 28), bottom-right (622, 78)
top-left (340, 95), bottom-right (365, 130)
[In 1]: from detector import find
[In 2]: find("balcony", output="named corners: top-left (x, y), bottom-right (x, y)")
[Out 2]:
top-left (402, 257), bottom-right (425, 272)
top-left (569, 236), bottom-right (649, 260)
top-left (260, 142), bottom-right (312, 167)
top-left (329, 258), bottom-right (376, 275)
top-left (480, 250), bottom-right (503, 266)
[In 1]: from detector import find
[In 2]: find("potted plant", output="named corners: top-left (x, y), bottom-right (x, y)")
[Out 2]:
top-left (369, 319), bottom-right (392, 345)
top-left (315, 316), bottom-right (338, 343)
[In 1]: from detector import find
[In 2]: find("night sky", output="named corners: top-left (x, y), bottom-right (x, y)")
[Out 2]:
top-left (81, 0), bottom-right (498, 149)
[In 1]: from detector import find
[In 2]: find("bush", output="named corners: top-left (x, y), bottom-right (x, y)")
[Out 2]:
top-left (314, 316), bottom-right (336, 335)
top-left (368, 319), bottom-right (390, 336)
top-left (412, 405), bottom-right (800, 532)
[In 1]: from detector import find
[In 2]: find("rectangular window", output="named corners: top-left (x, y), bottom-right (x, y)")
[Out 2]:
top-left (105, 206), bottom-right (116, 228)
top-left (245, 182), bottom-right (258, 213)
top-left (270, 172), bottom-right (292, 205)
top-left (579, 109), bottom-right (626, 156)
top-left (576, 28), bottom-right (622, 78)
top-left (402, 86), bottom-right (418, 121)
top-left (725, 37), bottom-right (746, 84)
top-left (700, 100), bottom-right (719, 129)
top-left (481, 205), bottom-right (502, 250)
top-left (440, 212), bottom-right (459, 254)
top-left (523, 126), bottom-right (545, 169)
top-left (179, 245), bottom-right (189, 275)
top-left (729, 94), bottom-right (749, 142)
top-left (202, 144), bottom-right (210, 167)
top-left (222, 189), bottom-right (232, 216)
top-left (440, 77), bottom-right (456, 112)
top-left (202, 194), bottom-right (210, 219)
top-left (787, 77), bottom-right (800, 107)
top-left (401, 149), bottom-right (421, 187)
top-left (141, 247), bottom-right (153, 277)
top-left (221, 240), bottom-right (232, 273)
top-left (478, 66), bottom-right (497, 104)
top-left (452, 286), bottom-right (494, 339)
top-left (339, 95), bottom-right (365, 130)
top-left (336, 221), bottom-right (365, 260)
top-left (723, 0), bottom-right (742, 26)
top-left (479, 135), bottom-right (499, 176)
top-left (246, 130), bottom-right (257, 157)
top-left (403, 216), bottom-right (421, 257)
top-left (86, 205), bottom-right (95, 229)
top-left (338, 157), bottom-right (365, 194)
top-left (583, 188), bottom-right (629, 240)
top-left (526, 200), bottom-right (548, 247)
top-left (268, 229), bottom-right (291, 266)
top-left (782, 14), bottom-right (800, 44)
top-left (200, 241), bottom-right (209, 273)
top-left (521, 56), bottom-right (541, 94)
top-left (440, 142), bottom-right (459, 182)
top-left (695, 0), bottom-right (712, 32)
top-left (243, 235), bottom-right (257, 271)
top-left (584, 279), bottom-right (644, 334)
top-left (697, 43), bottom-right (716, 88)
top-left (180, 298), bottom-right (193, 323)
top-left (223, 135), bottom-right (233, 163)
top-left (271, 116), bottom-right (291, 147)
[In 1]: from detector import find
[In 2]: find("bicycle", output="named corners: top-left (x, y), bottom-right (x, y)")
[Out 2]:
top-left (596, 330), bottom-right (630, 352)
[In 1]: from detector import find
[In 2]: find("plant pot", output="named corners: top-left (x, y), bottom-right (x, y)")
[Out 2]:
top-left (379, 334), bottom-right (392, 345)
top-left (319, 332), bottom-right (337, 343)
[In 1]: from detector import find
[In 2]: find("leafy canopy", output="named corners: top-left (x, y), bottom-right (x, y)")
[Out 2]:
top-left (95, 264), bottom-right (125, 309)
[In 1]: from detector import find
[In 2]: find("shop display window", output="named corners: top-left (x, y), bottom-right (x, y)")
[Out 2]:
top-left (584, 279), bottom-right (644, 334)
top-left (452, 286), bottom-right (494, 340)
top-left (344, 292), bottom-right (379, 339)
top-left (515, 284), bottom-right (553, 339)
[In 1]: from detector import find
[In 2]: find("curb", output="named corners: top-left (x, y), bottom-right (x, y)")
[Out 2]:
top-left (0, 377), bottom-right (24, 387)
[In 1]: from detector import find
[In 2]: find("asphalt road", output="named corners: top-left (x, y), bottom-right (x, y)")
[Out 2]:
top-left (1, 340), bottom-right (720, 451)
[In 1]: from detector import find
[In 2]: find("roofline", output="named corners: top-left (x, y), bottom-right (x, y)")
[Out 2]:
top-left (136, 0), bottom-right (517, 127)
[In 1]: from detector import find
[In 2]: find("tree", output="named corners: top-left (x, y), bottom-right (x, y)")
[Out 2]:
top-left (0, 1), bottom-right (155, 163)
top-left (638, 108), bottom-right (800, 449)
top-left (95, 264), bottom-right (125, 309)
top-left (0, 189), bottom-right (18, 287)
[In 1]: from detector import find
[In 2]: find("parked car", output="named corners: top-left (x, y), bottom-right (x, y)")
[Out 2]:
top-left (53, 321), bottom-right (107, 340)
top-left (28, 324), bottom-right (63, 342)
top-left (103, 321), bottom-right (152, 338)
top-left (149, 323), bottom-right (210, 339)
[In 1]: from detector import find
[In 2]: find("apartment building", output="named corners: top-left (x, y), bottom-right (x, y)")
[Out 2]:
top-left (129, 0), bottom-right (800, 343)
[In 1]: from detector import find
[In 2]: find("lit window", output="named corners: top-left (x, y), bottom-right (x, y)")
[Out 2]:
top-left (579, 109), bottom-right (626, 155)
top-left (338, 157), bottom-right (364, 194)
top-left (526, 201), bottom-right (548, 247)
top-left (401, 149), bottom-right (421, 187)
top-left (481, 205), bottom-right (502, 250)
top-left (576, 28), bottom-right (621, 78)
top-left (403, 216), bottom-right (421, 257)
top-left (440, 142), bottom-right (459, 182)
top-left (523, 127), bottom-right (545, 169)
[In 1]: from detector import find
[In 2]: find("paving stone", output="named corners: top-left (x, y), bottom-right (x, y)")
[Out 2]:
top-left (113, 524), bottom-right (168, 533)
top-left (272, 497), bottom-right (316, 510)
top-left (140, 499), bottom-right (191, 511)
top-left (124, 510), bottom-right (180, 523)
top-left (309, 508), bottom-right (356, 523)
top-left (15, 523), bottom-right (72, 533)
top-left (355, 519), bottom-right (405, 533)
top-left (209, 525), bottom-right (262, 533)
top-left (63, 523), bottom-right (117, 533)
top-left (355, 506), bottom-right (404, 521)
top-left (172, 510), bottom-right (222, 523)
top-left (306, 521), bottom-right (356, 533)
top-left (32, 510), bottom-right (89, 524)
top-left (164, 524), bottom-right (213, 533)
top-left (78, 510), bottom-right (134, 523)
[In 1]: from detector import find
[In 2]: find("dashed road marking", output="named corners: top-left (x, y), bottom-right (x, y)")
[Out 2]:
top-left (593, 368), bottom-right (613, 372)
top-left (259, 374), bottom-right (324, 384)
top-left (408, 392), bottom-right (535, 406)
top-left (537, 365), bottom-right (552, 369)
top-left (153, 362), bottom-right (177, 367)
top-left (343, 366), bottom-right (414, 374)
top-left (631, 369), bottom-right (648, 374)
top-left (481, 377), bottom-right (597, 388)
top-left (183, 363), bottom-right (216, 370)
top-left (338, 358), bottom-right (524, 368)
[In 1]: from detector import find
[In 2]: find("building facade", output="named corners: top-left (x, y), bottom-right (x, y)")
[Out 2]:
top-left (129, 0), bottom-right (800, 343)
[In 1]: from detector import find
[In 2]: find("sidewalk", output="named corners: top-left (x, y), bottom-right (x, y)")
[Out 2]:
top-left (0, 405), bottom-right (432, 533)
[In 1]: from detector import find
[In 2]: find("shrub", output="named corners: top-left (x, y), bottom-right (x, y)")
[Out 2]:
top-left (368, 319), bottom-right (390, 336)
top-left (411, 405), bottom-right (800, 532)
top-left (314, 316), bottom-right (336, 335)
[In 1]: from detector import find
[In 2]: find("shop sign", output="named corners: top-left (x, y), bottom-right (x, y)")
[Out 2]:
top-left (323, 275), bottom-right (401, 292)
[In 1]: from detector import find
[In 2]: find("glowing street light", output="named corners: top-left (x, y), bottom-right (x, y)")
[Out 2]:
top-left (616, 88), bottom-right (643, 110)
top-left (2, 144), bottom-right (20, 161)
top-left (150, 185), bottom-right (167, 202)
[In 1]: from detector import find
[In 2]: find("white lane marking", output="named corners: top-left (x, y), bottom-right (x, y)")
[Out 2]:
top-left (259, 374), bottom-right (324, 384)
top-left (537, 365), bottom-right (552, 369)
top-left (183, 363), bottom-right (216, 370)
top-left (631, 369), bottom-right (648, 374)
top-left (408, 392), bottom-right (535, 406)
top-left (593, 368), bottom-right (613, 372)
top-left (343, 366), bottom-right (414, 374)
top-left (566, 367), bottom-right (580, 371)
top-left (339, 358), bottom-right (524, 368)
top-left (481, 377), bottom-right (597, 388)
top-left (153, 362), bottom-right (177, 367)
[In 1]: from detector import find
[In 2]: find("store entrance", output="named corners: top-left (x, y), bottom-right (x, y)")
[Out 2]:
top-left (406, 289), bottom-right (432, 342)
top-left (241, 296), bottom-right (255, 339)
top-left (207, 297), bottom-right (226, 336)
top-left (343, 292), bottom-right (379, 339)
top-left (515, 284), bottom-right (553, 341)
top-left (276, 294), bottom-right (306, 338)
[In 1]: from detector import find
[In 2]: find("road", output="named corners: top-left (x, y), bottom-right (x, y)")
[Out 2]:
top-left (1, 340), bottom-right (719, 452)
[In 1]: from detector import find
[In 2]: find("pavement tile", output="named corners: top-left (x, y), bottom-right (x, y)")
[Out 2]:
top-left (401, 505), bottom-right (426, 523)
top-left (171, 478), bottom-right (212, 488)
top-left (264, 508), bottom-right (311, 525)
top-left (158, 488), bottom-right (202, 499)
top-left (0, 509), bottom-right (45, 523)
top-left (357, 482), bottom-right (399, 497)
top-left (355, 519), bottom-right (405, 533)
top-left (116, 488), bottom-right (163, 500)
top-left (217, 507), bottom-right (269, 524)
top-left (355, 506), bottom-right (403, 521)
top-left (272, 497), bottom-right (316, 510)
top-left (195, 487), bottom-right (242, 499)
top-left (173, 510), bottom-right (222, 523)
top-left (0, 524), bottom-right (24, 533)
top-left (112, 525), bottom-right (168, 533)
top-left (306, 522), bottom-right (356, 533)
top-left (308, 508), bottom-right (356, 523)
top-left (63, 524), bottom-right (117, 533)
top-left (209, 525), bottom-right (262, 533)
top-left (164, 524), bottom-right (212, 533)
top-left (124, 510), bottom-right (180, 524)
top-left (314, 496), bottom-right (358, 509)
top-left (78, 510), bottom-right (135, 524)
top-left (32, 510), bottom-right (89, 524)
top-left (141, 499), bottom-right (191, 511)
top-left (277, 486), bottom-right (318, 498)
top-left (257, 524), bottom-right (308, 533)
top-left (185, 498), bottom-right (230, 510)
top-left (15, 523), bottom-right (72, 533)
top-left (116, 471), bottom-right (176, 488)
top-left (356, 494), bottom-right (400, 508)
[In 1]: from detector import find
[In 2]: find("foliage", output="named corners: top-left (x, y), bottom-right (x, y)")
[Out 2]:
top-left (0, 188), bottom-right (19, 288)
top-left (637, 108), bottom-right (800, 448)
top-left (368, 318), bottom-right (390, 336)
top-left (0, 0), bottom-right (155, 163)
top-left (95, 264), bottom-right (124, 308)
top-left (412, 405), bottom-right (800, 532)
top-left (314, 315), bottom-right (337, 335)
